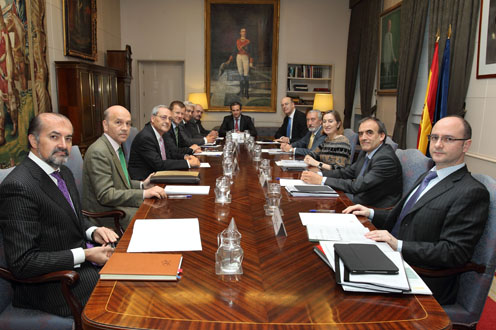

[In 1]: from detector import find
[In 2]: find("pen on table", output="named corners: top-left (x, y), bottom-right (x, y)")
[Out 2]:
top-left (309, 209), bottom-right (335, 213)
top-left (168, 195), bottom-right (192, 199)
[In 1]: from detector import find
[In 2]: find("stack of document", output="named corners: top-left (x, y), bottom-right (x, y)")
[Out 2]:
top-left (275, 159), bottom-right (308, 171)
top-left (299, 213), bottom-right (370, 241)
top-left (262, 149), bottom-right (292, 155)
top-left (195, 151), bottom-right (223, 156)
top-left (316, 241), bottom-right (432, 295)
top-left (286, 185), bottom-right (338, 197)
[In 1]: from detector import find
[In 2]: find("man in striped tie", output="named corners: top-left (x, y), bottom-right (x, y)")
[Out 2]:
top-left (83, 105), bottom-right (166, 229)
top-left (344, 116), bottom-right (489, 305)
top-left (0, 112), bottom-right (118, 316)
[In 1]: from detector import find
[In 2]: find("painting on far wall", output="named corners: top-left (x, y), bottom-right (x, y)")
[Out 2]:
top-left (477, 0), bottom-right (496, 78)
top-left (377, 3), bottom-right (401, 94)
top-left (0, 0), bottom-right (52, 168)
top-left (205, 0), bottom-right (279, 112)
top-left (63, 0), bottom-right (97, 61)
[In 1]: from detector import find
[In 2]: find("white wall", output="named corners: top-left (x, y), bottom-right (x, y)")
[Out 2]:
top-left (464, 17), bottom-right (496, 178)
top-left (120, 0), bottom-right (350, 129)
top-left (46, 0), bottom-right (121, 112)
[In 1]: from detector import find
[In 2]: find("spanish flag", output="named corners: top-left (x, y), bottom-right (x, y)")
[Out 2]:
top-left (417, 38), bottom-right (440, 154)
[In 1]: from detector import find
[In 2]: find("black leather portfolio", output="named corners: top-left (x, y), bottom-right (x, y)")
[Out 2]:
top-left (333, 243), bottom-right (399, 274)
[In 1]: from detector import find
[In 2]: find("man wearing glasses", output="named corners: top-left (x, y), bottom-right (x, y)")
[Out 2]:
top-left (344, 116), bottom-right (489, 305)
top-left (128, 105), bottom-right (200, 181)
top-left (301, 117), bottom-right (402, 208)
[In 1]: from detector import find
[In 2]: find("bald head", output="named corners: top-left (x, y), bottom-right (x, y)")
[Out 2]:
top-left (103, 105), bottom-right (132, 144)
top-left (281, 97), bottom-right (295, 116)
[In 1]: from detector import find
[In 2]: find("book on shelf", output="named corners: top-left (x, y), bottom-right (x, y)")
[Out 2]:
top-left (313, 88), bottom-right (330, 92)
top-left (100, 252), bottom-right (183, 281)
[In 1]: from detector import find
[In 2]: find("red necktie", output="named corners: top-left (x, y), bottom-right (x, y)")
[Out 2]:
top-left (235, 119), bottom-right (239, 131)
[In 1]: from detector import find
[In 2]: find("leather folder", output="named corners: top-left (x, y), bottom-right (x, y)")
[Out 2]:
top-left (334, 243), bottom-right (399, 274)
top-left (150, 171), bottom-right (200, 184)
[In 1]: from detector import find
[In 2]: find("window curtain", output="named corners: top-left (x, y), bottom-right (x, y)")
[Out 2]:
top-left (343, 0), bottom-right (381, 128)
top-left (428, 0), bottom-right (479, 116)
top-left (392, 0), bottom-right (429, 148)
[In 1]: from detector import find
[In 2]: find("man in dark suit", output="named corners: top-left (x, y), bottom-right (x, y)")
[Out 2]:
top-left (274, 97), bottom-right (308, 143)
top-left (189, 104), bottom-right (217, 137)
top-left (129, 105), bottom-right (200, 180)
top-left (218, 102), bottom-right (257, 137)
top-left (0, 113), bottom-right (118, 317)
top-left (182, 101), bottom-right (217, 146)
top-left (344, 116), bottom-right (489, 305)
top-left (301, 117), bottom-right (402, 208)
top-left (280, 109), bottom-right (326, 156)
top-left (168, 100), bottom-right (202, 154)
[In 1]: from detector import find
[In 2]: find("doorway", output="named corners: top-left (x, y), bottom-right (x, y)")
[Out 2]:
top-left (137, 61), bottom-right (184, 129)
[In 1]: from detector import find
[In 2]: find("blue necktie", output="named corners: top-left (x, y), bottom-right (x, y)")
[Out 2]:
top-left (358, 157), bottom-right (370, 177)
top-left (286, 117), bottom-right (292, 138)
top-left (391, 171), bottom-right (438, 237)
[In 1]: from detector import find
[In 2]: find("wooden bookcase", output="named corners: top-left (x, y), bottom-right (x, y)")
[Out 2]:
top-left (286, 63), bottom-right (333, 110)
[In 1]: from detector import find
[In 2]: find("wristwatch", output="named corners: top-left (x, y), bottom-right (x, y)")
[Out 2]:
top-left (318, 162), bottom-right (323, 169)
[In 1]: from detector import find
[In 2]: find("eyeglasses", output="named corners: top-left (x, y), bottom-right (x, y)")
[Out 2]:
top-left (427, 135), bottom-right (469, 144)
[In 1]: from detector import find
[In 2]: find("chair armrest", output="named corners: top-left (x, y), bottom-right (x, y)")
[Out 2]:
top-left (82, 209), bottom-right (126, 235)
top-left (412, 262), bottom-right (486, 277)
top-left (0, 267), bottom-right (83, 330)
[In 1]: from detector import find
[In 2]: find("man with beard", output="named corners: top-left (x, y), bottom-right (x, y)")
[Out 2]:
top-left (0, 113), bottom-right (118, 316)
top-left (279, 109), bottom-right (325, 156)
top-left (83, 106), bottom-right (166, 229)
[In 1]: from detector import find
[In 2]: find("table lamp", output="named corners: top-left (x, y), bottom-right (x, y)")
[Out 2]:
top-left (313, 93), bottom-right (333, 111)
top-left (188, 93), bottom-right (208, 109)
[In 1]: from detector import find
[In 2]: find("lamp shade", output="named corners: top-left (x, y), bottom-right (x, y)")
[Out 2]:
top-left (188, 93), bottom-right (208, 109)
top-left (313, 93), bottom-right (333, 111)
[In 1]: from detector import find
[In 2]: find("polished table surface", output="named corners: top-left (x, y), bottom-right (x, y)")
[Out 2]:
top-left (82, 145), bottom-right (451, 329)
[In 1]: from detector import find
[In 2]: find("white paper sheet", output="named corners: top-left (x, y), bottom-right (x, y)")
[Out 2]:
top-left (195, 151), bottom-right (223, 156)
top-left (127, 218), bottom-right (203, 252)
top-left (199, 163), bottom-right (211, 168)
top-left (164, 185), bottom-right (210, 195)
top-left (279, 179), bottom-right (307, 187)
top-left (256, 141), bottom-right (280, 145)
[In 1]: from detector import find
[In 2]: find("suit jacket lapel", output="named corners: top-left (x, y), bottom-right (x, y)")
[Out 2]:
top-left (25, 158), bottom-right (81, 226)
top-left (101, 135), bottom-right (130, 189)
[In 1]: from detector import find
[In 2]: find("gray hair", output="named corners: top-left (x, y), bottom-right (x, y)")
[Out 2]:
top-left (307, 109), bottom-right (323, 120)
top-left (184, 101), bottom-right (194, 107)
top-left (151, 105), bottom-right (168, 116)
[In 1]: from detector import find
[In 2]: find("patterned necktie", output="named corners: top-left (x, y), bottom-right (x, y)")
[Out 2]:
top-left (51, 171), bottom-right (75, 211)
top-left (307, 133), bottom-right (315, 150)
top-left (174, 126), bottom-right (179, 145)
top-left (358, 157), bottom-right (370, 177)
top-left (235, 119), bottom-right (239, 131)
top-left (159, 137), bottom-right (167, 160)
top-left (391, 171), bottom-right (438, 237)
top-left (118, 147), bottom-right (131, 185)
top-left (286, 117), bottom-right (292, 138)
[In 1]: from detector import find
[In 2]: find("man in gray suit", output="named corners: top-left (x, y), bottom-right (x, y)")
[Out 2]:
top-left (301, 117), bottom-right (402, 208)
top-left (279, 109), bottom-right (326, 156)
top-left (0, 113), bottom-right (118, 316)
top-left (83, 105), bottom-right (166, 229)
top-left (344, 116), bottom-right (489, 305)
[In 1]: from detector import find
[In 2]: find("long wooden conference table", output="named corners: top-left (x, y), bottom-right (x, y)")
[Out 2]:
top-left (82, 145), bottom-right (451, 329)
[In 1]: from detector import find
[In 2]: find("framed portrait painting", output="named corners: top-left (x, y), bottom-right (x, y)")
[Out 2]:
top-left (477, 0), bottom-right (496, 78)
top-left (377, 3), bottom-right (401, 94)
top-left (205, 0), bottom-right (279, 112)
top-left (63, 0), bottom-right (97, 61)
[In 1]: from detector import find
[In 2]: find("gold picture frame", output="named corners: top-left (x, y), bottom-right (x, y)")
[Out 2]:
top-left (377, 3), bottom-right (401, 95)
top-left (63, 0), bottom-right (97, 61)
top-left (205, 0), bottom-right (279, 112)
